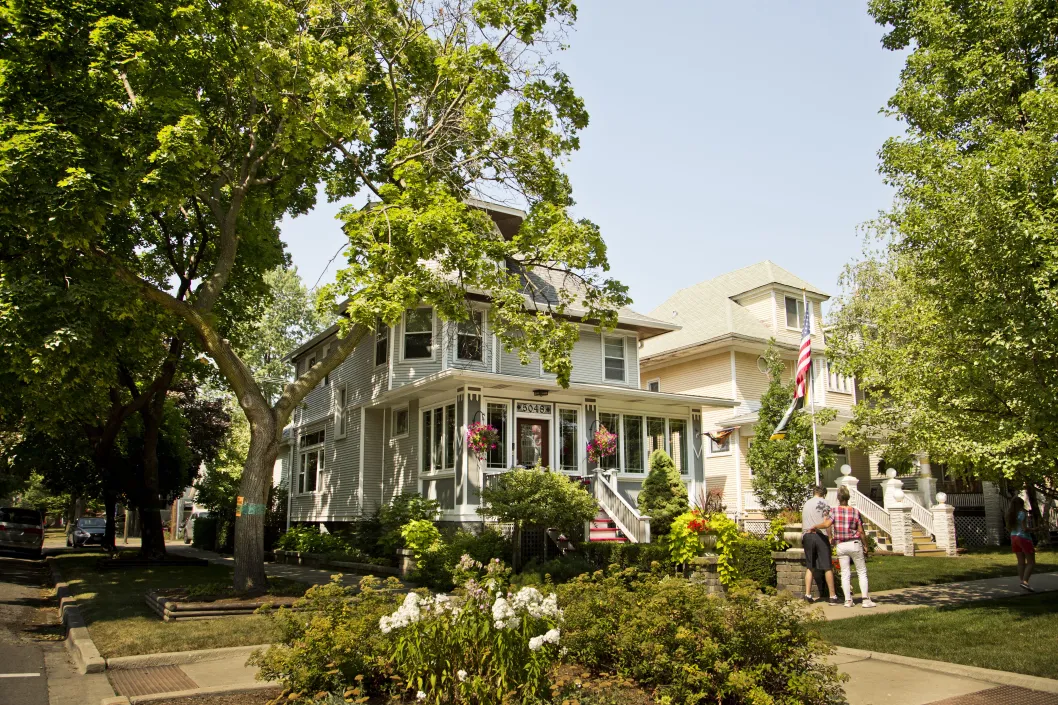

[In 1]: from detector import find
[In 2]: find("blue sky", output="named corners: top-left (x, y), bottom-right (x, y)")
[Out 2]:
top-left (280, 1), bottom-right (906, 315)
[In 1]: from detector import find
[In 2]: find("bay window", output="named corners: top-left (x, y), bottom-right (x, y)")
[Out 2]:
top-left (422, 404), bottom-right (457, 473)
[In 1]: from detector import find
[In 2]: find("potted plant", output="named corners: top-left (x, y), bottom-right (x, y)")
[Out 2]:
top-left (778, 509), bottom-right (803, 549)
top-left (466, 422), bottom-right (500, 460)
top-left (586, 425), bottom-right (617, 464)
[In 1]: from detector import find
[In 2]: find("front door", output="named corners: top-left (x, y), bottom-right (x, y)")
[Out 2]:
top-left (516, 418), bottom-right (549, 468)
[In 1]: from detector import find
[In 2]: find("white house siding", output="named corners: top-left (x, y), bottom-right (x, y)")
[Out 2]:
top-left (391, 317), bottom-right (443, 388)
top-left (735, 290), bottom-right (775, 329)
top-left (644, 352), bottom-right (730, 398)
top-left (360, 408), bottom-right (386, 515)
top-left (383, 399), bottom-right (419, 505)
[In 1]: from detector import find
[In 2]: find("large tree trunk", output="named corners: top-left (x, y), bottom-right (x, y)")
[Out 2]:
top-left (103, 490), bottom-right (117, 552)
top-left (138, 506), bottom-right (166, 558)
top-left (138, 392), bottom-right (168, 560)
top-left (233, 409), bottom-right (280, 593)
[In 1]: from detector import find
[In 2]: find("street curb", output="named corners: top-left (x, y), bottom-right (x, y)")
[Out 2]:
top-left (47, 557), bottom-right (107, 675)
top-left (102, 682), bottom-right (282, 704)
top-left (106, 643), bottom-right (271, 670)
top-left (834, 647), bottom-right (1058, 693)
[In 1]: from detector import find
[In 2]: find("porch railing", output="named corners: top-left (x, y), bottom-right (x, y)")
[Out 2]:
top-left (904, 493), bottom-right (935, 537)
top-left (594, 470), bottom-right (651, 544)
top-left (831, 486), bottom-right (892, 536)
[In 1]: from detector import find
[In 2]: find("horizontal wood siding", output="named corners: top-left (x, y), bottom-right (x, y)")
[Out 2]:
top-left (734, 352), bottom-right (770, 402)
top-left (737, 290), bottom-right (774, 329)
top-left (384, 399), bottom-right (419, 504)
top-left (392, 316), bottom-right (443, 388)
top-left (645, 352), bottom-right (731, 398)
top-left (361, 408), bottom-right (386, 516)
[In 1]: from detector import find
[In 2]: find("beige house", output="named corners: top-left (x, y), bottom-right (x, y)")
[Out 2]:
top-left (638, 262), bottom-right (880, 524)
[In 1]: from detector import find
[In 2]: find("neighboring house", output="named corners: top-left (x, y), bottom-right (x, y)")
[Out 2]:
top-left (277, 201), bottom-right (736, 542)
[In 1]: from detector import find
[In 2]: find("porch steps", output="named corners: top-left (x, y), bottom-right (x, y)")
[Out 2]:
top-left (588, 512), bottom-right (628, 543)
top-left (911, 527), bottom-right (944, 556)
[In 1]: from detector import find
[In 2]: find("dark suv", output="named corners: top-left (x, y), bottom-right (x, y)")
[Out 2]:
top-left (0, 507), bottom-right (45, 557)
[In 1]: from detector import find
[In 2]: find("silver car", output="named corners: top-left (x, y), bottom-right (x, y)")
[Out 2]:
top-left (0, 507), bottom-right (45, 557)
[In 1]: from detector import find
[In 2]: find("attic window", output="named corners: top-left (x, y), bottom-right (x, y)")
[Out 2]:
top-left (785, 296), bottom-right (807, 329)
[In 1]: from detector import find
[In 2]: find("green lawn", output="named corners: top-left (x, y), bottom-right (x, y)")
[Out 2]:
top-left (52, 553), bottom-right (302, 658)
top-left (817, 592), bottom-right (1058, 679)
top-left (859, 546), bottom-right (1058, 592)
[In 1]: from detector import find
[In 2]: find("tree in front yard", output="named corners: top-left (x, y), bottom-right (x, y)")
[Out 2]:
top-left (748, 344), bottom-right (836, 514)
top-left (478, 467), bottom-right (597, 570)
top-left (827, 2), bottom-right (1058, 513)
top-left (636, 449), bottom-right (689, 537)
top-left (1, 0), bottom-right (627, 590)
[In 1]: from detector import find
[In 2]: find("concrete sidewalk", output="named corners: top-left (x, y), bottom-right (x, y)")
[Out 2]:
top-left (816, 571), bottom-right (1058, 620)
top-left (168, 544), bottom-right (406, 590)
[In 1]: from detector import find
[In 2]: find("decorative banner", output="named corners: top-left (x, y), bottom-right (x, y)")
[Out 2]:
top-left (235, 496), bottom-right (244, 517)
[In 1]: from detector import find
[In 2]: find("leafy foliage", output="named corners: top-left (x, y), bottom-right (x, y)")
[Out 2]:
top-left (826, 2), bottom-right (1058, 503)
top-left (636, 449), bottom-right (689, 536)
top-left (748, 344), bottom-right (836, 512)
top-left (375, 493), bottom-right (442, 555)
top-left (556, 570), bottom-right (846, 704)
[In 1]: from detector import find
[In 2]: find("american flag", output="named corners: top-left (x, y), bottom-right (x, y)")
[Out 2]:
top-left (793, 294), bottom-right (811, 400)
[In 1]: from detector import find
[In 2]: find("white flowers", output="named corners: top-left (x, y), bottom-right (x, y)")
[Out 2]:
top-left (528, 628), bottom-right (560, 651)
top-left (491, 595), bottom-right (518, 629)
top-left (416, 690), bottom-right (426, 701)
top-left (491, 588), bottom-right (561, 629)
top-left (456, 669), bottom-right (468, 682)
top-left (380, 593), bottom-right (424, 634)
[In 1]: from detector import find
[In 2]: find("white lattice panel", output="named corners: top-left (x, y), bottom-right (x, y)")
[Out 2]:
top-left (955, 515), bottom-right (988, 547)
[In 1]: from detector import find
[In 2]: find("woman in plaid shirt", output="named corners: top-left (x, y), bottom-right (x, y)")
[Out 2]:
top-left (831, 487), bottom-right (876, 608)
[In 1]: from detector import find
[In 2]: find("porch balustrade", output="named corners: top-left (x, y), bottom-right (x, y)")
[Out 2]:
top-left (593, 470), bottom-right (651, 544)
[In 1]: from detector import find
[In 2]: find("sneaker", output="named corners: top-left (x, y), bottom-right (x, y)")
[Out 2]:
top-left (861, 599), bottom-right (877, 608)
top-left (803, 595), bottom-right (816, 604)
top-left (828, 596), bottom-right (840, 605)
top-left (844, 600), bottom-right (854, 608)
top-left (1021, 582), bottom-right (1035, 592)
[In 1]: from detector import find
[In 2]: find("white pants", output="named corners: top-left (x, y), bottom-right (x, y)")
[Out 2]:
top-left (836, 540), bottom-right (869, 600)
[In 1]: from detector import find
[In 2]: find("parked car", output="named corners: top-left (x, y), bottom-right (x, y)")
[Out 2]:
top-left (67, 517), bottom-right (107, 548)
top-left (0, 507), bottom-right (45, 557)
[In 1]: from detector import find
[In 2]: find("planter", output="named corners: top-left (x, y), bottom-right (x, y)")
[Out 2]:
top-left (145, 589), bottom-right (301, 622)
top-left (398, 548), bottom-right (417, 580)
top-left (782, 523), bottom-right (804, 549)
top-left (700, 535), bottom-right (718, 552)
top-left (688, 555), bottom-right (723, 595)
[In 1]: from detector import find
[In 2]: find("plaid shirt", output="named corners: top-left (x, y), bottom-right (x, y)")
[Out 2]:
top-left (831, 505), bottom-right (863, 543)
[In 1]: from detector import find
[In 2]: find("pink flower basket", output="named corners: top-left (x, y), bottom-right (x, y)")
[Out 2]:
top-left (466, 422), bottom-right (500, 460)
top-left (586, 426), bottom-right (617, 464)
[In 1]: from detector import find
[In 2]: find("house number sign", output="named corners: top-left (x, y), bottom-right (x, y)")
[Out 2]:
top-left (516, 402), bottom-right (552, 415)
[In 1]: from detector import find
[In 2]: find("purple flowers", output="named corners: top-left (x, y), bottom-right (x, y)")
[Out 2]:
top-left (466, 422), bottom-right (500, 460)
top-left (586, 426), bottom-right (617, 463)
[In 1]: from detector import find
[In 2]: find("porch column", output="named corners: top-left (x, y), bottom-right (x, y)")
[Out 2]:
top-left (881, 468), bottom-right (904, 511)
top-left (931, 493), bottom-right (958, 556)
top-left (465, 390), bottom-right (482, 507)
top-left (584, 398), bottom-right (598, 473)
top-left (889, 489), bottom-right (915, 556)
top-left (982, 481), bottom-right (1005, 546)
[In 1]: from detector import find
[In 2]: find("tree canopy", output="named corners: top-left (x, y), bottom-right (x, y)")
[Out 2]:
top-left (1, 0), bottom-right (624, 589)
top-left (828, 1), bottom-right (1058, 501)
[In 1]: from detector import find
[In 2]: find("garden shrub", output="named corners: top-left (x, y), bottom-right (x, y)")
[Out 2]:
top-left (448, 527), bottom-right (512, 566)
top-left (557, 569), bottom-right (846, 704)
top-left (732, 536), bottom-right (776, 587)
top-left (510, 555), bottom-right (595, 587)
top-left (375, 493), bottom-right (441, 555)
top-left (274, 525), bottom-right (349, 554)
top-left (636, 449), bottom-right (689, 536)
top-left (191, 516), bottom-right (218, 551)
top-left (579, 541), bottom-right (673, 573)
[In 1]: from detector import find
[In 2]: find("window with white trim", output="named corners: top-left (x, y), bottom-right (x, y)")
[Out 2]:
top-left (596, 413), bottom-right (688, 474)
top-left (375, 323), bottom-right (389, 366)
top-left (709, 434), bottom-right (731, 454)
top-left (297, 429), bottom-right (325, 493)
top-left (558, 407), bottom-right (579, 472)
top-left (827, 360), bottom-right (852, 393)
top-left (598, 412), bottom-right (620, 471)
top-left (457, 310), bottom-right (484, 361)
top-left (334, 385), bottom-right (347, 438)
top-left (421, 404), bottom-right (456, 473)
top-left (393, 406), bottom-right (409, 438)
top-left (603, 336), bottom-right (626, 382)
top-left (668, 418), bottom-right (687, 474)
top-left (622, 414), bottom-right (644, 471)
top-left (646, 379), bottom-right (660, 393)
top-left (321, 344), bottom-right (330, 385)
top-left (486, 402), bottom-right (508, 469)
top-left (404, 307), bottom-right (434, 359)
top-left (785, 296), bottom-right (807, 329)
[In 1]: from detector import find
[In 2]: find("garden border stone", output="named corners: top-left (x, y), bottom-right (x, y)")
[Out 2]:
top-left (144, 589), bottom-right (300, 621)
top-left (46, 557), bottom-right (106, 674)
top-left (835, 646), bottom-right (1058, 694)
top-left (106, 643), bottom-right (271, 670)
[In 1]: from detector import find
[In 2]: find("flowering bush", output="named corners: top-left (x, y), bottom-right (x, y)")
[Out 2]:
top-left (465, 422), bottom-right (500, 460)
top-left (381, 557), bottom-right (562, 704)
top-left (667, 510), bottom-right (744, 586)
top-left (585, 425), bottom-right (617, 463)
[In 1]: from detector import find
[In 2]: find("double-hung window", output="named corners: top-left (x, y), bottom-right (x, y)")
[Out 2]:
top-left (457, 310), bottom-right (484, 361)
top-left (785, 296), bottom-right (807, 329)
top-left (375, 323), bottom-right (389, 366)
top-left (603, 336), bottom-right (626, 382)
top-left (668, 419), bottom-right (687, 474)
top-left (298, 429), bottom-right (325, 493)
top-left (421, 404), bottom-right (457, 473)
top-left (486, 402), bottom-right (508, 469)
top-left (334, 385), bottom-right (347, 438)
top-left (709, 433), bottom-right (731, 454)
top-left (393, 406), bottom-right (409, 437)
top-left (404, 308), bottom-right (434, 359)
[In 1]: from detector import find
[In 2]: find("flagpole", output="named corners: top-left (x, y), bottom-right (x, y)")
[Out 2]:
top-left (805, 290), bottom-right (820, 486)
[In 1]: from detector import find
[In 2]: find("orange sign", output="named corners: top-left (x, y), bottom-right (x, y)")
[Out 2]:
top-left (235, 496), bottom-right (244, 517)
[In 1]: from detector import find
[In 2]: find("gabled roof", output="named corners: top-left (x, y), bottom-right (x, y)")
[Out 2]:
top-left (709, 260), bottom-right (829, 299)
top-left (640, 261), bottom-right (828, 361)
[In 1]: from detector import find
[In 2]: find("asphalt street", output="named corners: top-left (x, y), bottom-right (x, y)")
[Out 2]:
top-left (0, 550), bottom-right (49, 705)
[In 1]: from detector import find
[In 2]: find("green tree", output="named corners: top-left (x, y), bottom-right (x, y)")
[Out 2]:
top-left (827, 2), bottom-right (1058, 511)
top-left (0, 0), bottom-right (626, 590)
top-left (478, 467), bottom-right (597, 570)
top-left (748, 344), bottom-right (836, 513)
top-left (636, 449), bottom-right (688, 537)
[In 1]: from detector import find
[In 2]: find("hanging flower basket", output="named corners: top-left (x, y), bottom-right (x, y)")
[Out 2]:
top-left (466, 422), bottom-right (500, 460)
top-left (586, 426), bottom-right (618, 463)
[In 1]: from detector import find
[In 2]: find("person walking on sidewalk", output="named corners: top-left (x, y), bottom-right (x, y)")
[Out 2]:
top-left (1007, 497), bottom-right (1035, 591)
top-left (831, 486), bottom-right (877, 608)
top-left (802, 485), bottom-right (838, 604)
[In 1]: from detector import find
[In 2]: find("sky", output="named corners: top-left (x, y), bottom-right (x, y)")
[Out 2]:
top-left (279, 1), bottom-right (907, 316)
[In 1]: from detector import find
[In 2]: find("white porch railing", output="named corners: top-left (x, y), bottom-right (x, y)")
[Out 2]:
top-left (904, 493), bottom-right (935, 537)
top-left (834, 486), bottom-right (892, 536)
top-left (594, 471), bottom-right (651, 543)
top-left (743, 491), bottom-right (763, 511)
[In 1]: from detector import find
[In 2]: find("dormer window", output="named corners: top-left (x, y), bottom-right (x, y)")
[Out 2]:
top-left (785, 296), bottom-right (808, 329)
